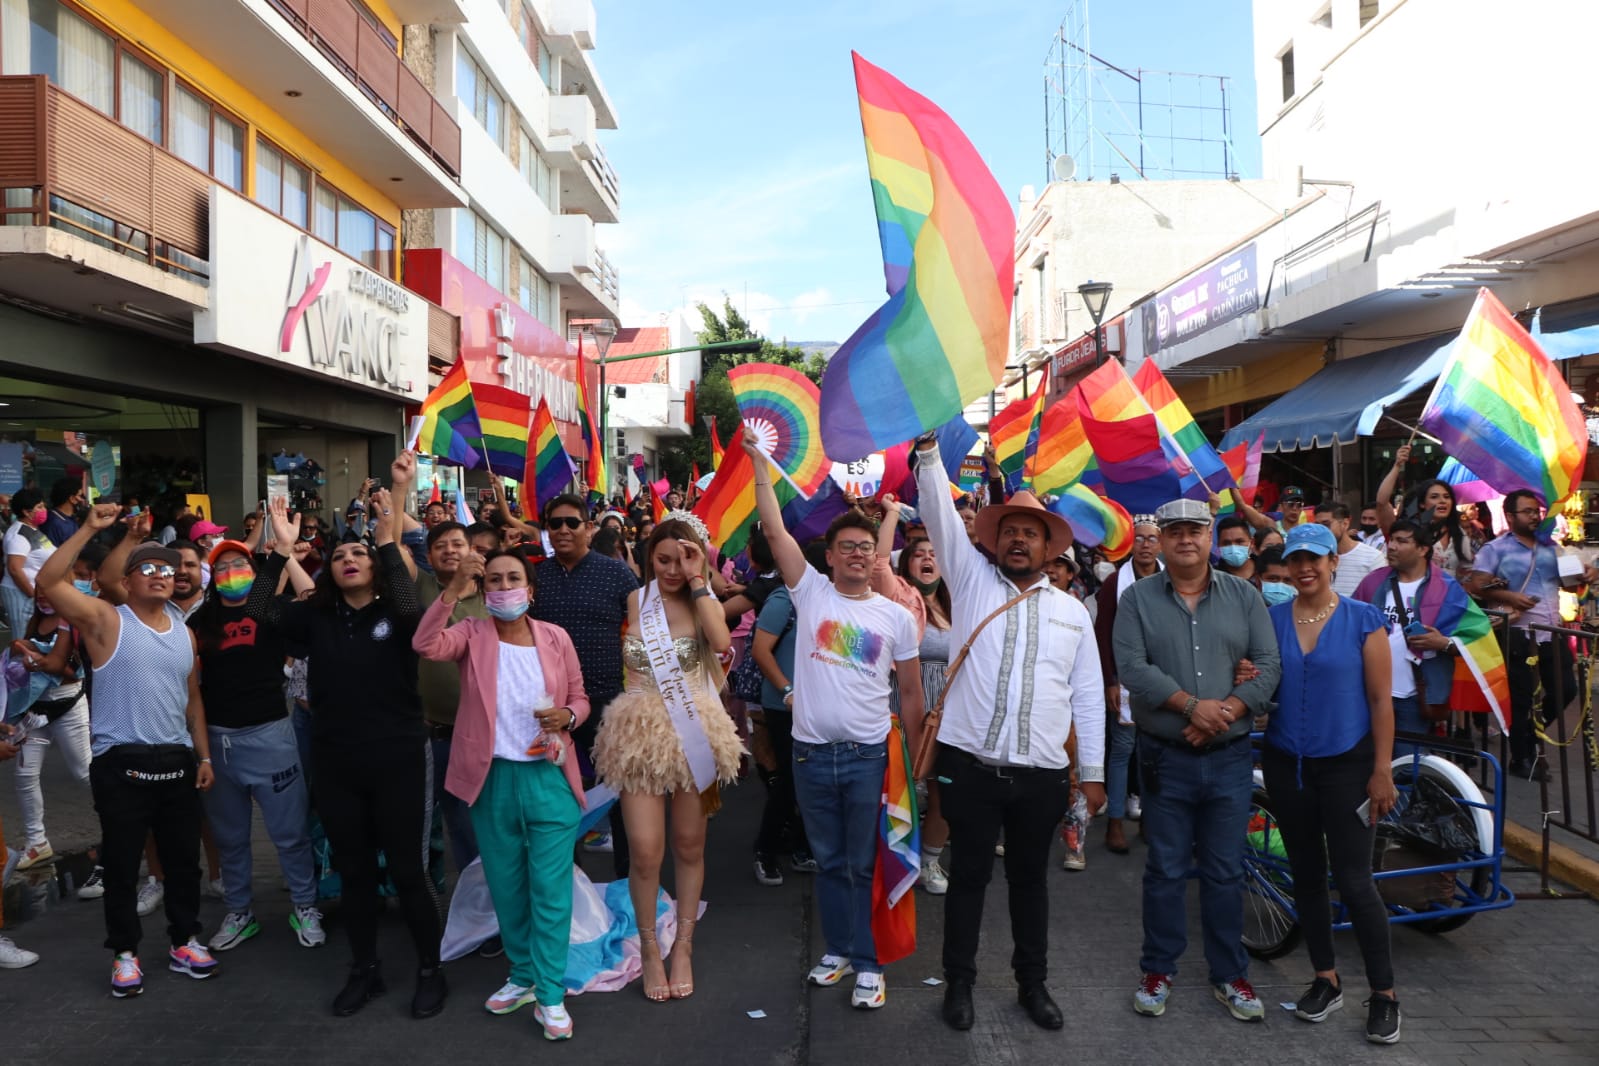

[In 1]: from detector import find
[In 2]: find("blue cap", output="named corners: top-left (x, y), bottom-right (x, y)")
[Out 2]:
top-left (1283, 523), bottom-right (1337, 558)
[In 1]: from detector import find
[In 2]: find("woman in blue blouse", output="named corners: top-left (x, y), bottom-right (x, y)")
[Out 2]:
top-left (1266, 523), bottom-right (1401, 1045)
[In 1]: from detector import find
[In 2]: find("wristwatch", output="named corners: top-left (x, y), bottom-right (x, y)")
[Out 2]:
top-left (691, 584), bottom-right (714, 600)
top-left (1181, 695), bottom-right (1198, 719)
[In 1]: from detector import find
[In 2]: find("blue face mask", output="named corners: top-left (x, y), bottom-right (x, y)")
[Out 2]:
top-left (1218, 544), bottom-right (1252, 569)
top-left (72, 579), bottom-right (98, 598)
top-left (1261, 580), bottom-right (1296, 607)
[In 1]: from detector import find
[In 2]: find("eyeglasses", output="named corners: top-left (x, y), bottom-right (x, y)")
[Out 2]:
top-left (135, 563), bottom-right (176, 578)
top-left (1133, 534), bottom-right (1159, 544)
top-left (831, 540), bottom-right (875, 556)
top-left (546, 516), bottom-right (585, 531)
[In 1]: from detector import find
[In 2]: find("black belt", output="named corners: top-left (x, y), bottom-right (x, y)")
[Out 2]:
top-left (940, 744), bottom-right (1056, 779)
top-left (1138, 730), bottom-right (1250, 755)
top-left (426, 722), bottom-right (454, 741)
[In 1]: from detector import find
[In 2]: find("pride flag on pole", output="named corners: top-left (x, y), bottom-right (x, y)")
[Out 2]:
top-left (709, 420), bottom-right (725, 471)
top-left (413, 361), bottom-right (483, 468)
top-left (528, 397), bottom-right (577, 512)
top-left (575, 334), bottom-right (608, 505)
top-left (819, 53), bottom-right (1015, 459)
top-left (470, 381), bottom-right (532, 481)
top-left (1073, 361), bottom-right (1183, 514)
top-left (1133, 360), bottom-right (1236, 498)
top-left (1217, 432), bottom-right (1264, 513)
top-left (989, 391), bottom-right (1044, 493)
top-left (1046, 485), bottom-right (1135, 561)
top-left (1026, 396), bottom-right (1099, 497)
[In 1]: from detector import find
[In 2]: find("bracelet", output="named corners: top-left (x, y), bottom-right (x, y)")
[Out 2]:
top-left (562, 708), bottom-right (575, 732)
top-left (200, 757), bottom-right (212, 764)
top-left (1181, 695), bottom-right (1198, 719)
top-left (782, 683), bottom-right (793, 695)
top-left (691, 585), bottom-right (713, 600)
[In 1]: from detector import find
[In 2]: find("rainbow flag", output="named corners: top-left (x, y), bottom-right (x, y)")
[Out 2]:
top-left (413, 361), bottom-right (483, 468)
top-left (1446, 600), bottom-right (1510, 731)
top-left (650, 477), bottom-right (670, 523)
top-left (870, 715), bottom-right (918, 966)
top-left (819, 52), bottom-right (1015, 460)
top-left (1217, 432), bottom-right (1264, 513)
top-left (1046, 484), bottom-right (1134, 561)
top-left (709, 420), bottom-right (725, 471)
top-left (1436, 457), bottom-right (1498, 505)
top-left (575, 335), bottom-right (607, 505)
top-left (1419, 287), bottom-right (1587, 506)
top-left (1026, 396), bottom-right (1099, 497)
top-left (527, 397), bottom-right (576, 512)
top-left (989, 391), bottom-right (1043, 493)
top-left (1074, 361), bottom-right (1183, 514)
top-left (1133, 360), bottom-right (1236, 497)
top-left (728, 363), bottom-right (831, 498)
top-left (469, 380), bottom-right (532, 481)
top-left (692, 441), bottom-right (791, 555)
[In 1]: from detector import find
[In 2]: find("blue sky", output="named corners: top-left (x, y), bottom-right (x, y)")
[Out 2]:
top-left (597, 0), bottom-right (1262, 344)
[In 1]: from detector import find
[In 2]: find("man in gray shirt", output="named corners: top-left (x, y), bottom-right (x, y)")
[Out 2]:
top-left (1113, 498), bottom-right (1280, 1024)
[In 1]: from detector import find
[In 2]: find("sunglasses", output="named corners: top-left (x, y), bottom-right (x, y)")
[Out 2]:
top-left (135, 562), bottom-right (176, 578)
top-left (546, 516), bottom-right (585, 531)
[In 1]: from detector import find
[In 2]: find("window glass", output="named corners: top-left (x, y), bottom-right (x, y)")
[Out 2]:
top-left (337, 198), bottom-right (376, 265)
top-left (484, 225), bottom-right (504, 293)
top-left (374, 226), bottom-right (395, 278)
top-left (53, 4), bottom-right (113, 114)
top-left (456, 48), bottom-right (476, 116)
top-left (118, 52), bottom-right (161, 143)
top-left (171, 84), bottom-right (209, 172)
top-left (254, 140), bottom-right (283, 214)
top-left (312, 185), bottom-right (337, 243)
top-left (281, 156), bottom-right (308, 228)
top-left (213, 113), bottom-right (244, 190)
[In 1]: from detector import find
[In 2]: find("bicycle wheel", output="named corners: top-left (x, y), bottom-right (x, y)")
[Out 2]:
top-left (1383, 761), bottom-right (1491, 935)
top-left (1242, 787), bottom-right (1301, 959)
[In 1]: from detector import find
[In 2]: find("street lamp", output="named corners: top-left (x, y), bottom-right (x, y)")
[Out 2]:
top-left (1078, 279), bottom-right (1114, 367)
top-left (588, 319), bottom-right (617, 497)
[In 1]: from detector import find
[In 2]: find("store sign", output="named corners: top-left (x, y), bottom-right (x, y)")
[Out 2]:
top-left (1139, 243), bottom-right (1259, 357)
top-left (195, 187), bottom-right (427, 400)
top-left (1053, 320), bottom-right (1123, 375)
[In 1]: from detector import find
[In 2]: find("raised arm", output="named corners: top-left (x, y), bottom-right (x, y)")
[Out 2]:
top-left (1374, 445), bottom-right (1409, 534)
top-left (1229, 489), bottom-right (1278, 534)
top-left (913, 435), bottom-right (983, 594)
top-left (744, 427), bottom-right (807, 588)
top-left (871, 497), bottom-right (925, 636)
top-left (34, 505), bottom-right (122, 650)
top-left (97, 510), bottom-right (154, 606)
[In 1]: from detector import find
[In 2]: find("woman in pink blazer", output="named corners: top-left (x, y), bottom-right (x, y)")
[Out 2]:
top-left (413, 549), bottom-right (589, 1042)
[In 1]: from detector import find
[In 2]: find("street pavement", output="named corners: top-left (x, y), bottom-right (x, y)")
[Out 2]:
top-left (2, 755), bottom-right (1598, 1066)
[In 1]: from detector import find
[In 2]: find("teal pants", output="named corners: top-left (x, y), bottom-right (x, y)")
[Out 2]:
top-left (469, 758), bottom-right (582, 1005)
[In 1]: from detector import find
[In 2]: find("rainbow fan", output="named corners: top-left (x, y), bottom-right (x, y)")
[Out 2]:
top-left (728, 363), bottom-right (831, 498)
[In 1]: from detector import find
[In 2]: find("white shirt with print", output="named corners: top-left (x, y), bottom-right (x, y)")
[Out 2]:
top-left (789, 566), bottom-right (919, 746)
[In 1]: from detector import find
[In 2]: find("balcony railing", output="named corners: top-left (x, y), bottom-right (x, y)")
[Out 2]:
top-left (267, 0), bottom-right (461, 178)
top-left (588, 141), bottom-right (620, 209)
top-left (594, 244), bottom-right (619, 304)
top-left (0, 75), bottom-right (210, 281)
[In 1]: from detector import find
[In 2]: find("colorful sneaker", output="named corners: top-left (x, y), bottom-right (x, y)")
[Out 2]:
top-left (77, 865), bottom-right (106, 900)
top-left (753, 854), bottom-right (784, 886)
top-left (1133, 971), bottom-right (1172, 1016)
top-left (111, 952), bottom-right (143, 997)
top-left (291, 905), bottom-right (327, 948)
top-left (209, 911), bottom-right (260, 952)
top-left (485, 981), bottom-right (536, 1015)
top-left (580, 831), bottom-right (613, 853)
top-left (169, 938), bottom-right (219, 979)
top-left (1061, 847), bottom-right (1087, 872)
top-left (0, 936), bottom-right (39, 969)
top-left (1293, 976), bottom-right (1343, 1022)
top-left (1213, 977), bottom-right (1265, 1022)
top-left (851, 972), bottom-right (886, 1010)
top-left (15, 840), bottom-right (53, 871)
top-left (135, 877), bottom-right (164, 917)
top-left (534, 1002), bottom-right (573, 1040)
top-left (1365, 996), bottom-right (1402, 1044)
top-left (919, 857), bottom-right (949, 895)
top-left (806, 954), bottom-right (854, 987)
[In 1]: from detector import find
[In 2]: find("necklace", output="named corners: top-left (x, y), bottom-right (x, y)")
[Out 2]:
top-left (839, 588), bottom-right (874, 601)
top-left (1295, 597), bottom-right (1338, 625)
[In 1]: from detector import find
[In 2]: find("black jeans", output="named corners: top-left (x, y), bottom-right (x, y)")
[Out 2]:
top-left (90, 744), bottom-right (203, 954)
top-left (313, 741), bottom-right (442, 968)
top-left (575, 690), bottom-right (630, 877)
top-left (754, 708), bottom-right (809, 856)
top-left (1506, 630), bottom-right (1575, 765)
top-left (936, 744), bottom-right (1072, 986)
top-left (1261, 738), bottom-right (1394, 991)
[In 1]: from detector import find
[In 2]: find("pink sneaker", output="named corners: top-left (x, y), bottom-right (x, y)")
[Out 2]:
top-left (112, 952), bottom-right (144, 997)
top-left (169, 938), bottom-right (219, 979)
top-left (534, 1001), bottom-right (573, 1040)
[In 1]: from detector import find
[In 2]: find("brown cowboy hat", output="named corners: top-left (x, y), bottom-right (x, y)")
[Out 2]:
top-left (973, 491), bottom-right (1074, 556)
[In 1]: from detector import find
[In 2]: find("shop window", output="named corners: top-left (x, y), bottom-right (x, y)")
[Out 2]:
top-left (254, 138), bottom-right (309, 228)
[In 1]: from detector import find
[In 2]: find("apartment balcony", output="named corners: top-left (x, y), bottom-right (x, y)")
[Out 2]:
top-left (386, 0), bottom-right (468, 24)
top-left (543, 0), bottom-right (596, 50)
top-left (541, 0), bottom-right (616, 130)
top-left (133, 0), bottom-right (465, 207)
top-left (547, 93), bottom-right (596, 163)
top-left (548, 214), bottom-right (618, 318)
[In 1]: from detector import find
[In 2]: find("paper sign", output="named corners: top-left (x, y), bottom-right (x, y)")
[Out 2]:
top-left (91, 439), bottom-right (117, 497)
top-left (405, 415), bottom-right (425, 451)
top-left (0, 442), bottom-right (24, 495)
top-left (830, 453), bottom-right (885, 498)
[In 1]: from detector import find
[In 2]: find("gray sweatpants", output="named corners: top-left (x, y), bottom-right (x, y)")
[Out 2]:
top-left (203, 718), bottom-right (316, 911)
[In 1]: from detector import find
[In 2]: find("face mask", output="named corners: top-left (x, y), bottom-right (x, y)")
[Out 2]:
top-left (485, 587), bottom-right (530, 621)
top-left (1218, 545), bottom-right (1252, 569)
top-left (909, 576), bottom-right (943, 596)
top-left (72, 579), bottom-right (98, 598)
top-left (128, 506), bottom-right (142, 517)
top-left (215, 570), bottom-right (254, 602)
top-left (1359, 523), bottom-right (1379, 536)
top-left (1261, 581), bottom-right (1296, 607)
top-left (1093, 561), bottom-right (1115, 582)
top-left (29, 507), bottom-right (47, 526)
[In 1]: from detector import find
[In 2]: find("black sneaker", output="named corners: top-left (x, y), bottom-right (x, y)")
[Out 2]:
top-left (789, 850), bottom-right (818, 874)
top-left (1365, 996), bottom-right (1401, 1044)
top-left (333, 961), bottom-right (385, 1017)
top-left (1293, 977), bottom-right (1343, 1022)
top-left (753, 854), bottom-right (784, 886)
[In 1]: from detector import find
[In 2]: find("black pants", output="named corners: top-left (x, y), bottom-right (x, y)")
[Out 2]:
top-left (1261, 739), bottom-right (1394, 991)
top-left (313, 741), bottom-right (441, 968)
top-left (575, 690), bottom-right (629, 877)
top-left (754, 708), bottom-right (809, 855)
top-left (90, 744), bottom-right (203, 954)
top-left (1506, 630), bottom-right (1576, 765)
top-left (936, 744), bottom-right (1072, 986)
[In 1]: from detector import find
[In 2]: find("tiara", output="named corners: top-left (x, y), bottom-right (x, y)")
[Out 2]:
top-left (661, 509), bottom-right (712, 545)
top-left (1132, 514), bottom-right (1158, 526)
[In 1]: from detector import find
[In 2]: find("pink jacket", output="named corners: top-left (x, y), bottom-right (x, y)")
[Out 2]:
top-left (412, 596), bottom-right (591, 808)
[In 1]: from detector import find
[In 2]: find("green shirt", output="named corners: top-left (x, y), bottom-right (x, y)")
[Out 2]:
top-left (417, 570), bottom-right (489, 727)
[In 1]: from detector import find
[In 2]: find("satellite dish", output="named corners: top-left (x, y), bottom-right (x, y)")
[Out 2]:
top-left (1052, 154), bottom-right (1077, 182)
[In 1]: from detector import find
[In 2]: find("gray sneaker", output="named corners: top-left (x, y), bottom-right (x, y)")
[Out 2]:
top-left (291, 905), bottom-right (327, 948)
top-left (1214, 978), bottom-right (1265, 1022)
top-left (135, 876), bottom-right (164, 917)
top-left (209, 911), bottom-right (260, 951)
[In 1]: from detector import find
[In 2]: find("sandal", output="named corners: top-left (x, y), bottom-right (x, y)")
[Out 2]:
top-left (669, 916), bottom-right (696, 999)
top-left (639, 928), bottom-right (670, 1003)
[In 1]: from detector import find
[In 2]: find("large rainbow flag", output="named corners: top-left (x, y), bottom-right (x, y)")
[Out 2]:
top-left (1074, 361), bottom-right (1183, 514)
top-left (1026, 395), bottom-right (1098, 497)
top-left (527, 397), bottom-right (577, 512)
top-left (870, 715), bottom-right (918, 966)
top-left (470, 380), bottom-right (532, 481)
top-left (819, 52), bottom-right (1015, 460)
top-left (575, 335), bottom-right (607, 505)
top-left (413, 361), bottom-right (483, 468)
top-left (1133, 360), bottom-right (1236, 498)
top-left (1436, 457), bottom-right (1498, 505)
top-left (728, 363), bottom-right (831, 498)
top-left (1419, 287), bottom-right (1587, 506)
top-left (989, 391), bottom-right (1043, 493)
top-left (1046, 484), bottom-right (1134, 560)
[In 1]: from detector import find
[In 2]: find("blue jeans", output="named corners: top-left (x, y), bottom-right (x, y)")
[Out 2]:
top-left (1106, 723), bottom-right (1137, 819)
top-left (792, 739), bottom-right (887, 974)
top-left (430, 734), bottom-right (479, 874)
top-left (1137, 734), bottom-right (1253, 984)
top-left (1392, 695), bottom-right (1431, 737)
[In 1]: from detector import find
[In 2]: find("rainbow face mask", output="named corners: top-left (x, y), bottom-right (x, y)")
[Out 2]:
top-left (215, 570), bottom-right (254, 602)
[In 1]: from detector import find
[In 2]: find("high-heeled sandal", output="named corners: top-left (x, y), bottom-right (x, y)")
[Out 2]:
top-left (669, 916), bottom-right (696, 999)
top-left (638, 928), bottom-right (670, 1002)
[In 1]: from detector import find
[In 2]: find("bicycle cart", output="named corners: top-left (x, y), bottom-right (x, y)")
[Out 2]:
top-left (1241, 731), bottom-right (1514, 960)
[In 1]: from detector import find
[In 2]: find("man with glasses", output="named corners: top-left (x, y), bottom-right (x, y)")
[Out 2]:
top-left (35, 505), bottom-right (219, 998)
top-left (531, 493), bottom-right (638, 874)
top-left (1465, 489), bottom-right (1596, 780)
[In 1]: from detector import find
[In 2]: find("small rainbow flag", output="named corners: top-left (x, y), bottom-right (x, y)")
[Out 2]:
top-left (989, 391), bottom-right (1043, 493)
top-left (819, 52), bottom-right (1015, 459)
top-left (470, 380), bottom-right (532, 482)
top-left (870, 715), bottom-right (919, 966)
top-left (1217, 432), bottom-right (1264, 513)
top-left (1446, 599), bottom-right (1511, 731)
top-left (575, 335), bottom-right (607, 505)
top-left (1047, 484), bottom-right (1134, 561)
top-left (650, 477), bottom-right (670, 523)
top-left (709, 420), bottom-right (725, 471)
top-left (1133, 360), bottom-right (1236, 497)
top-left (1026, 396), bottom-right (1098, 498)
top-left (413, 361), bottom-right (483, 468)
top-left (692, 440), bottom-right (788, 555)
top-left (728, 363), bottom-right (831, 498)
top-left (1420, 287), bottom-right (1587, 506)
top-left (527, 397), bottom-right (576, 512)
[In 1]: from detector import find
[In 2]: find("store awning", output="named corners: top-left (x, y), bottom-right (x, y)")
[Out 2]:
top-left (1174, 344), bottom-right (1323, 414)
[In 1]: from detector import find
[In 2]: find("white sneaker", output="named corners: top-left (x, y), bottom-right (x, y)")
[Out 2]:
top-left (806, 954), bottom-right (854, 987)
top-left (203, 877), bottom-right (226, 900)
top-left (135, 876), bottom-right (164, 917)
top-left (0, 936), bottom-right (39, 969)
top-left (1126, 794), bottom-right (1142, 820)
top-left (534, 1001), bottom-right (573, 1040)
top-left (485, 980), bottom-right (536, 1015)
top-left (209, 910), bottom-right (260, 951)
top-left (291, 904), bottom-right (326, 948)
top-left (919, 857), bottom-right (949, 895)
top-left (851, 972), bottom-right (886, 1010)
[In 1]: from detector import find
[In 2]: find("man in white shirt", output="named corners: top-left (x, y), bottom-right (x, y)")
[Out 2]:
top-left (913, 432), bottom-right (1106, 1033)
top-left (1318, 503), bottom-right (1386, 597)
top-left (746, 432), bottom-right (924, 1012)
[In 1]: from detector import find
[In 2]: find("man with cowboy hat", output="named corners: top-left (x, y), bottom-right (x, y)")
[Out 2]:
top-left (912, 433), bottom-right (1106, 1033)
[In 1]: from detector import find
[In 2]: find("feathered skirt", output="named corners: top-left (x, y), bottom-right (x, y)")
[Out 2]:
top-left (593, 686), bottom-right (744, 796)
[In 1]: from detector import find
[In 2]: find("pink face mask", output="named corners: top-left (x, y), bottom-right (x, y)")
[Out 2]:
top-left (29, 507), bottom-right (48, 526)
top-left (485, 587), bottom-right (530, 621)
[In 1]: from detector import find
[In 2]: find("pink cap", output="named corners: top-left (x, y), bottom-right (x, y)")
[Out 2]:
top-left (190, 519), bottom-right (229, 537)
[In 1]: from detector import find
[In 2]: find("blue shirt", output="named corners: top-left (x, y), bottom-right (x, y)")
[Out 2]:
top-left (1472, 532), bottom-right (1560, 634)
top-left (531, 550), bottom-right (638, 706)
top-left (754, 586), bottom-right (797, 710)
top-left (1267, 596), bottom-right (1385, 758)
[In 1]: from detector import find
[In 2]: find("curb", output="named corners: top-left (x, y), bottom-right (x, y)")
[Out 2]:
top-left (1503, 819), bottom-right (1599, 898)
